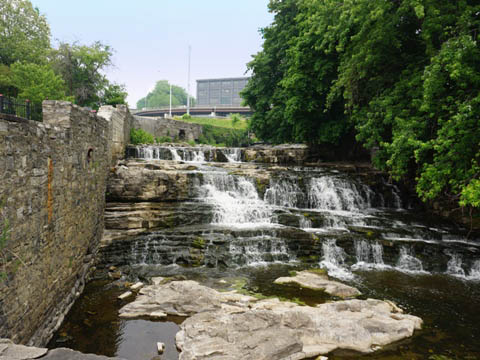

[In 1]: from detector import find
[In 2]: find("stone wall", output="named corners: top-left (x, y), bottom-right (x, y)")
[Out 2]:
top-left (98, 105), bottom-right (133, 165)
top-left (0, 101), bottom-right (131, 346)
top-left (133, 115), bottom-right (203, 142)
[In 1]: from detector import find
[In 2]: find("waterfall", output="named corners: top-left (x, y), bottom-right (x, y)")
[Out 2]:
top-left (319, 239), bottom-right (354, 280)
top-left (190, 150), bottom-right (205, 163)
top-left (468, 260), bottom-right (480, 280)
top-left (396, 247), bottom-right (425, 273)
top-left (299, 216), bottom-right (312, 229)
top-left (198, 173), bottom-right (273, 227)
top-left (307, 177), bottom-right (372, 211)
top-left (352, 240), bottom-right (386, 270)
top-left (372, 242), bottom-right (385, 265)
top-left (446, 252), bottom-right (466, 277)
top-left (355, 240), bottom-right (371, 263)
top-left (229, 237), bottom-right (290, 266)
top-left (169, 148), bottom-right (182, 161)
top-left (222, 148), bottom-right (242, 163)
top-left (265, 178), bottom-right (304, 208)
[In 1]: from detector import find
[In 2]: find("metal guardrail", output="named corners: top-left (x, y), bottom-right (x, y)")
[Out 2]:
top-left (0, 94), bottom-right (42, 121)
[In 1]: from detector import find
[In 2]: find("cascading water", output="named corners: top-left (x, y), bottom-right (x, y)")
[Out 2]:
top-left (319, 239), bottom-right (354, 280)
top-left (228, 236), bottom-right (290, 266)
top-left (265, 178), bottom-right (304, 208)
top-left (469, 260), bottom-right (480, 280)
top-left (307, 177), bottom-right (372, 211)
top-left (169, 148), bottom-right (182, 161)
top-left (352, 240), bottom-right (386, 270)
top-left (446, 252), bottom-right (466, 277)
top-left (198, 173), bottom-right (273, 227)
top-left (299, 216), bottom-right (312, 229)
top-left (123, 144), bottom-right (479, 279)
top-left (397, 246), bottom-right (425, 273)
top-left (223, 148), bottom-right (242, 163)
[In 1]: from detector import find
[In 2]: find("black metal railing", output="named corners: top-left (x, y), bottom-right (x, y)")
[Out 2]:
top-left (0, 95), bottom-right (42, 121)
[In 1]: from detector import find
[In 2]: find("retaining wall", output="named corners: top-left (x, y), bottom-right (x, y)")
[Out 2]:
top-left (133, 115), bottom-right (203, 142)
top-left (0, 101), bottom-right (131, 345)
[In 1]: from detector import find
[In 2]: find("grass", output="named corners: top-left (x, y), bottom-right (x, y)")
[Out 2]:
top-left (173, 116), bottom-right (248, 130)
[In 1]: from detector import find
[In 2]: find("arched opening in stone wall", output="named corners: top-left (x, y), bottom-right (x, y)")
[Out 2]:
top-left (178, 129), bottom-right (186, 140)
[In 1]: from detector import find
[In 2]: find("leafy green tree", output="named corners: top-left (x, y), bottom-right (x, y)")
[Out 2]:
top-left (0, 64), bottom-right (15, 96)
top-left (0, 0), bottom-right (51, 65)
top-left (136, 80), bottom-right (194, 109)
top-left (51, 41), bottom-right (113, 108)
top-left (242, 0), bottom-right (299, 144)
top-left (101, 82), bottom-right (128, 106)
top-left (10, 62), bottom-right (69, 103)
top-left (244, 0), bottom-right (480, 210)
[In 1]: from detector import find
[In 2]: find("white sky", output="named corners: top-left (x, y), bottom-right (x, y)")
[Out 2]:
top-left (30, 0), bottom-right (273, 107)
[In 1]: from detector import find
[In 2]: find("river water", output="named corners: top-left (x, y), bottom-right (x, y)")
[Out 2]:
top-left (49, 145), bottom-right (480, 359)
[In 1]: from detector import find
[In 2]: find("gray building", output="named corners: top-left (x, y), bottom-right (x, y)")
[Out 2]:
top-left (196, 77), bottom-right (249, 107)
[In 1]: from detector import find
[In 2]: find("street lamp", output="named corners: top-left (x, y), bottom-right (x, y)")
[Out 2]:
top-left (187, 45), bottom-right (191, 115)
top-left (169, 83), bottom-right (172, 117)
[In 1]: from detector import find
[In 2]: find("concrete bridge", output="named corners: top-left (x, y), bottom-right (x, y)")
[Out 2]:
top-left (133, 106), bottom-right (252, 118)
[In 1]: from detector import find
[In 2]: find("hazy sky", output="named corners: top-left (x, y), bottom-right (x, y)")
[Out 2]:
top-left (30, 0), bottom-right (273, 107)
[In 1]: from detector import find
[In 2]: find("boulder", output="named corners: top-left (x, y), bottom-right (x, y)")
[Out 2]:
top-left (274, 270), bottom-right (361, 298)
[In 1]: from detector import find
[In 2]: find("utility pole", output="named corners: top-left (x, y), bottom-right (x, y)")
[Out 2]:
top-left (187, 45), bottom-right (191, 115)
top-left (169, 83), bottom-right (172, 117)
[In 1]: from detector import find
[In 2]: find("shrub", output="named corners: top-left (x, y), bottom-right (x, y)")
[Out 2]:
top-left (156, 136), bottom-right (172, 143)
top-left (130, 128), bottom-right (155, 144)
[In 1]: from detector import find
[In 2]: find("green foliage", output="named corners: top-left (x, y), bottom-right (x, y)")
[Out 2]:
top-left (175, 115), bottom-right (248, 130)
top-left (101, 82), bottom-right (128, 106)
top-left (229, 113), bottom-right (243, 127)
top-left (130, 128), bottom-right (155, 145)
top-left (460, 180), bottom-right (480, 208)
top-left (245, 0), bottom-right (480, 210)
top-left (200, 124), bottom-right (249, 147)
top-left (0, 1), bottom-right (127, 107)
top-left (136, 80), bottom-right (194, 109)
top-left (156, 136), bottom-right (172, 143)
top-left (181, 113), bottom-right (192, 121)
top-left (10, 62), bottom-right (70, 103)
top-left (0, 0), bottom-right (51, 65)
top-left (51, 41), bottom-right (114, 108)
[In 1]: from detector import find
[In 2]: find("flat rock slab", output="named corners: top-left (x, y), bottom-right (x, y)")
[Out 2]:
top-left (119, 280), bottom-right (256, 318)
top-left (0, 338), bottom-right (47, 359)
top-left (119, 280), bottom-right (422, 360)
top-left (274, 270), bottom-right (361, 298)
top-left (176, 297), bottom-right (422, 360)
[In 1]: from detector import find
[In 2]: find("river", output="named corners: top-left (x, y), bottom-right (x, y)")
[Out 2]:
top-left (49, 145), bottom-right (480, 360)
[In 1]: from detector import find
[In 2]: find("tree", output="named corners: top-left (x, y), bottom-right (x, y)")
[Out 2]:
top-left (101, 82), bottom-right (128, 106)
top-left (241, 0), bottom-right (299, 144)
top-left (136, 80), bottom-right (194, 109)
top-left (51, 41), bottom-right (113, 108)
top-left (0, 0), bottom-right (51, 65)
top-left (243, 0), bottom-right (480, 210)
top-left (10, 62), bottom-right (69, 103)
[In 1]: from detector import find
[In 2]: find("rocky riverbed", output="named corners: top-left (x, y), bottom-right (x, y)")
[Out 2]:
top-left (118, 278), bottom-right (421, 360)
